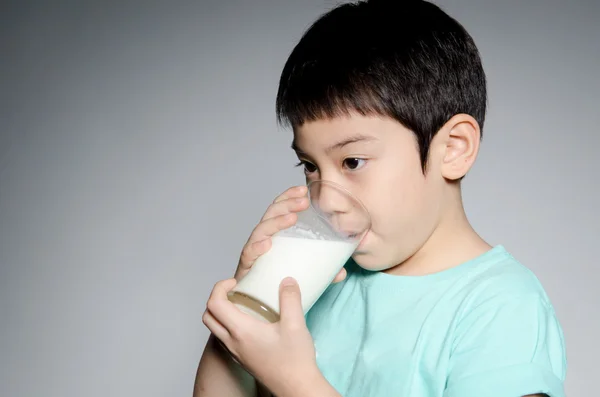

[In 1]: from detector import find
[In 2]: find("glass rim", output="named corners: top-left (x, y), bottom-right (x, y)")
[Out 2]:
top-left (306, 179), bottom-right (372, 234)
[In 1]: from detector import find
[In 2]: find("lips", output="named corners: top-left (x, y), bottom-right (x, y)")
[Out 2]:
top-left (356, 230), bottom-right (370, 248)
top-left (330, 217), bottom-right (370, 240)
top-left (337, 229), bottom-right (363, 239)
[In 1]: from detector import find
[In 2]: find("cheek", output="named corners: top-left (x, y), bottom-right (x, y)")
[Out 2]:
top-left (361, 159), bottom-right (437, 253)
top-left (377, 181), bottom-right (429, 236)
top-left (374, 161), bottom-right (429, 224)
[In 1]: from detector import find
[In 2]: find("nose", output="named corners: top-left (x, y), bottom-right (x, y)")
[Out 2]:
top-left (308, 181), bottom-right (370, 240)
top-left (309, 182), bottom-right (352, 216)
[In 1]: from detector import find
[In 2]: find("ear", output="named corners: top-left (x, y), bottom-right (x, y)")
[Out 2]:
top-left (438, 114), bottom-right (481, 180)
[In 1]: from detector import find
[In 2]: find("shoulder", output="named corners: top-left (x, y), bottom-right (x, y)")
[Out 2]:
top-left (451, 246), bottom-right (565, 362)
top-left (457, 246), bottom-right (555, 312)
top-left (444, 246), bottom-right (567, 397)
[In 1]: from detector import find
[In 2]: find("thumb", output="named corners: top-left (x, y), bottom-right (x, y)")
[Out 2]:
top-left (278, 277), bottom-right (304, 327)
top-left (332, 267), bottom-right (347, 283)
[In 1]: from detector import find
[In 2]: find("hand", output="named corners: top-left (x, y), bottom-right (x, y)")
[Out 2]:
top-left (235, 185), bottom-right (347, 283)
top-left (202, 277), bottom-right (337, 397)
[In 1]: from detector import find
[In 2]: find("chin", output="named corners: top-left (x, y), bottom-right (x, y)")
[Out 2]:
top-left (351, 234), bottom-right (379, 270)
top-left (351, 251), bottom-right (392, 272)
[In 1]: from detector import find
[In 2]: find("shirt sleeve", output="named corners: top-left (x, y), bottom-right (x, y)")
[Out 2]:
top-left (443, 293), bottom-right (567, 397)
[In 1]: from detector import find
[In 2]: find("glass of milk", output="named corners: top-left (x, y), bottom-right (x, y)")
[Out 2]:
top-left (228, 180), bottom-right (371, 323)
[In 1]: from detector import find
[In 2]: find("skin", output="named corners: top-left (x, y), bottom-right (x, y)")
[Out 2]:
top-left (195, 113), bottom-right (546, 397)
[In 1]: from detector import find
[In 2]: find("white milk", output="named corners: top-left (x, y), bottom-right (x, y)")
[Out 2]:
top-left (232, 234), bottom-right (356, 319)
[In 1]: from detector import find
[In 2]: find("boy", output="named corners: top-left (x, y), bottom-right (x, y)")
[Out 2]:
top-left (194, 1), bottom-right (567, 396)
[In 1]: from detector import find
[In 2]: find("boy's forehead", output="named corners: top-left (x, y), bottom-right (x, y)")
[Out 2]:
top-left (291, 114), bottom-right (400, 153)
top-left (291, 131), bottom-right (378, 154)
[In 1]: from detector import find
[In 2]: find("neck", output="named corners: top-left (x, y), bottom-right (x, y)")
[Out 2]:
top-left (385, 185), bottom-right (492, 276)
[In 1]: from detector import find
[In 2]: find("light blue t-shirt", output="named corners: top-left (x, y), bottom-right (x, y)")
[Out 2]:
top-left (305, 245), bottom-right (567, 397)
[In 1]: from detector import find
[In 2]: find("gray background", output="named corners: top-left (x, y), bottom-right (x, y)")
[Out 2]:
top-left (0, 0), bottom-right (597, 396)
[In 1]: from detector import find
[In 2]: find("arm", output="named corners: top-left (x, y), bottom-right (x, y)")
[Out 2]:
top-left (195, 186), bottom-right (327, 396)
top-left (202, 278), bottom-right (341, 397)
top-left (193, 334), bottom-right (257, 397)
top-left (193, 335), bottom-right (340, 397)
top-left (288, 375), bottom-right (341, 397)
top-left (195, 186), bottom-right (326, 397)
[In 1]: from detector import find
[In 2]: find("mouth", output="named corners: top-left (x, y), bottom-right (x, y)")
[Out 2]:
top-left (339, 229), bottom-right (365, 240)
top-left (354, 230), bottom-right (370, 250)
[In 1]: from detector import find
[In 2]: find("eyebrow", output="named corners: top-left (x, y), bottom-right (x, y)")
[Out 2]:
top-left (291, 134), bottom-right (378, 155)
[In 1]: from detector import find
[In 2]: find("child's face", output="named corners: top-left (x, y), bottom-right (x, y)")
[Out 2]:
top-left (293, 113), bottom-right (447, 271)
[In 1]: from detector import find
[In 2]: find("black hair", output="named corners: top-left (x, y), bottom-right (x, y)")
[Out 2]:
top-left (276, 0), bottom-right (487, 170)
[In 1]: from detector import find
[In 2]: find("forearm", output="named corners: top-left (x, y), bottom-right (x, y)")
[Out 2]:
top-left (292, 382), bottom-right (340, 397)
top-left (193, 334), bottom-right (257, 397)
top-left (277, 370), bottom-right (341, 397)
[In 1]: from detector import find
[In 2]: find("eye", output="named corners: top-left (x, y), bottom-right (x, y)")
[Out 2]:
top-left (343, 158), bottom-right (367, 171)
top-left (295, 160), bottom-right (318, 174)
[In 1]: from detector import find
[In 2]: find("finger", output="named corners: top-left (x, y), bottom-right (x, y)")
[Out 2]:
top-left (272, 185), bottom-right (308, 204)
top-left (261, 196), bottom-right (309, 222)
top-left (205, 313), bottom-right (245, 367)
top-left (239, 237), bottom-right (272, 269)
top-left (208, 278), bottom-right (238, 301)
top-left (251, 213), bottom-right (297, 242)
top-left (239, 213), bottom-right (297, 266)
top-left (206, 278), bottom-right (248, 331)
top-left (278, 277), bottom-right (305, 328)
top-left (202, 309), bottom-right (230, 343)
top-left (215, 337), bottom-right (245, 369)
top-left (332, 267), bottom-right (347, 283)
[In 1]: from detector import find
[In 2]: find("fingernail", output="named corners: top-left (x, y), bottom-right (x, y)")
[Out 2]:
top-left (281, 277), bottom-right (297, 287)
